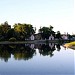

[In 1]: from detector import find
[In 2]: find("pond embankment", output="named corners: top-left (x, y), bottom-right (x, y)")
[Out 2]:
top-left (0, 40), bottom-right (59, 44)
top-left (63, 41), bottom-right (75, 49)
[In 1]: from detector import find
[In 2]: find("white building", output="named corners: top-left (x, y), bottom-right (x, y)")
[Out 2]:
top-left (49, 34), bottom-right (54, 40)
top-left (62, 34), bottom-right (68, 40)
top-left (30, 34), bottom-right (35, 40)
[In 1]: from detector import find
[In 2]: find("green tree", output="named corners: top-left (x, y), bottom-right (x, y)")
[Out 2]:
top-left (39, 25), bottom-right (55, 39)
top-left (7, 29), bottom-right (16, 40)
top-left (0, 21), bottom-right (11, 40)
top-left (56, 31), bottom-right (61, 39)
top-left (49, 25), bottom-right (53, 31)
top-left (14, 23), bottom-right (35, 40)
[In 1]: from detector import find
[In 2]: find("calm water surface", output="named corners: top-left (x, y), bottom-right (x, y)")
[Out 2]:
top-left (0, 43), bottom-right (74, 75)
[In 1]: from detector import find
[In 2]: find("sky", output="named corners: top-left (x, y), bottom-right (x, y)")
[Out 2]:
top-left (0, 0), bottom-right (74, 34)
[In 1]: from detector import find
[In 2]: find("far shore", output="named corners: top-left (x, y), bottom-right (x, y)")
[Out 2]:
top-left (0, 40), bottom-right (72, 44)
top-left (0, 40), bottom-right (58, 44)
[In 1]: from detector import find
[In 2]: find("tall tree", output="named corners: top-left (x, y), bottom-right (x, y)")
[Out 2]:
top-left (39, 25), bottom-right (55, 39)
top-left (0, 21), bottom-right (11, 40)
top-left (56, 31), bottom-right (61, 39)
top-left (14, 23), bottom-right (35, 40)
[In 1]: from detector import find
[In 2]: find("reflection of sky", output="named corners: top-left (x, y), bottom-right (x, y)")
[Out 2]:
top-left (0, 46), bottom-right (74, 75)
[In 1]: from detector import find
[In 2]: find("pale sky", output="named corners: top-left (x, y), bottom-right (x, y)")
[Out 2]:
top-left (0, 0), bottom-right (74, 34)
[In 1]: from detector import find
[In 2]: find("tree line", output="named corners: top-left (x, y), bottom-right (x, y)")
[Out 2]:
top-left (0, 21), bottom-right (68, 41)
top-left (0, 21), bottom-right (36, 41)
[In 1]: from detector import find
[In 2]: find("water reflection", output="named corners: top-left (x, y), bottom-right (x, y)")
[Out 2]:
top-left (56, 43), bottom-right (61, 51)
top-left (0, 44), bottom-right (36, 62)
top-left (38, 44), bottom-right (55, 57)
top-left (0, 45), bottom-right (11, 62)
top-left (13, 45), bottom-right (36, 61)
top-left (0, 43), bottom-right (62, 62)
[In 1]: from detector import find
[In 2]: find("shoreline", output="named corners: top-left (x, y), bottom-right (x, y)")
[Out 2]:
top-left (0, 40), bottom-right (72, 44)
top-left (0, 40), bottom-right (58, 44)
top-left (63, 41), bottom-right (75, 49)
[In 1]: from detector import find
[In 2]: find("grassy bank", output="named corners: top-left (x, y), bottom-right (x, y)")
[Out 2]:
top-left (63, 41), bottom-right (75, 49)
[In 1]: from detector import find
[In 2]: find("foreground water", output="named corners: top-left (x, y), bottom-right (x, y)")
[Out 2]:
top-left (0, 43), bottom-right (74, 75)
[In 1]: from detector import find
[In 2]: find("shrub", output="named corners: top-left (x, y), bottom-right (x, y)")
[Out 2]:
top-left (46, 39), bottom-right (49, 44)
top-left (0, 37), bottom-right (4, 41)
top-left (9, 37), bottom-right (16, 42)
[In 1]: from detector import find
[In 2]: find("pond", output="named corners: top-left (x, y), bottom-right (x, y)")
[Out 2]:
top-left (0, 43), bottom-right (74, 75)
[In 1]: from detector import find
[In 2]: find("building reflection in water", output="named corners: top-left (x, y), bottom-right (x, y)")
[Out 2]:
top-left (0, 43), bottom-right (62, 62)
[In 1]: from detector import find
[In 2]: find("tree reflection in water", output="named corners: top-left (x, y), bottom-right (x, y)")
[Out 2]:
top-left (56, 43), bottom-right (61, 51)
top-left (0, 43), bottom-right (61, 62)
top-left (38, 43), bottom-right (55, 57)
top-left (0, 45), bottom-right (11, 62)
top-left (13, 44), bottom-right (36, 60)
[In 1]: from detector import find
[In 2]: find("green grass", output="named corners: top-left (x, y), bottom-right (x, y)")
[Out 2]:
top-left (64, 41), bottom-right (75, 48)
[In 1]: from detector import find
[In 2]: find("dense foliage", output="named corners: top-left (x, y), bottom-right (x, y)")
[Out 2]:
top-left (0, 21), bottom-right (35, 41)
top-left (39, 25), bottom-right (55, 39)
top-left (0, 21), bottom-right (73, 41)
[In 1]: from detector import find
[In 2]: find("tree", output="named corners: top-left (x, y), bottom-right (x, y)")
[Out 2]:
top-left (39, 25), bottom-right (55, 39)
top-left (0, 21), bottom-right (11, 40)
top-left (13, 23), bottom-right (35, 40)
top-left (7, 29), bottom-right (16, 40)
top-left (49, 25), bottom-right (53, 31)
top-left (56, 31), bottom-right (61, 39)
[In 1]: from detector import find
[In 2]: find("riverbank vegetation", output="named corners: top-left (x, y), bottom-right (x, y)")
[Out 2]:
top-left (64, 41), bottom-right (75, 49)
top-left (0, 21), bottom-right (74, 41)
top-left (0, 21), bottom-right (35, 41)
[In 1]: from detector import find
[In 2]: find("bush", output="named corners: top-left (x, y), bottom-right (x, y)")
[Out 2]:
top-left (0, 37), bottom-right (4, 41)
top-left (46, 39), bottom-right (49, 44)
top-left (9, 37), bottom-right (16, 42)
